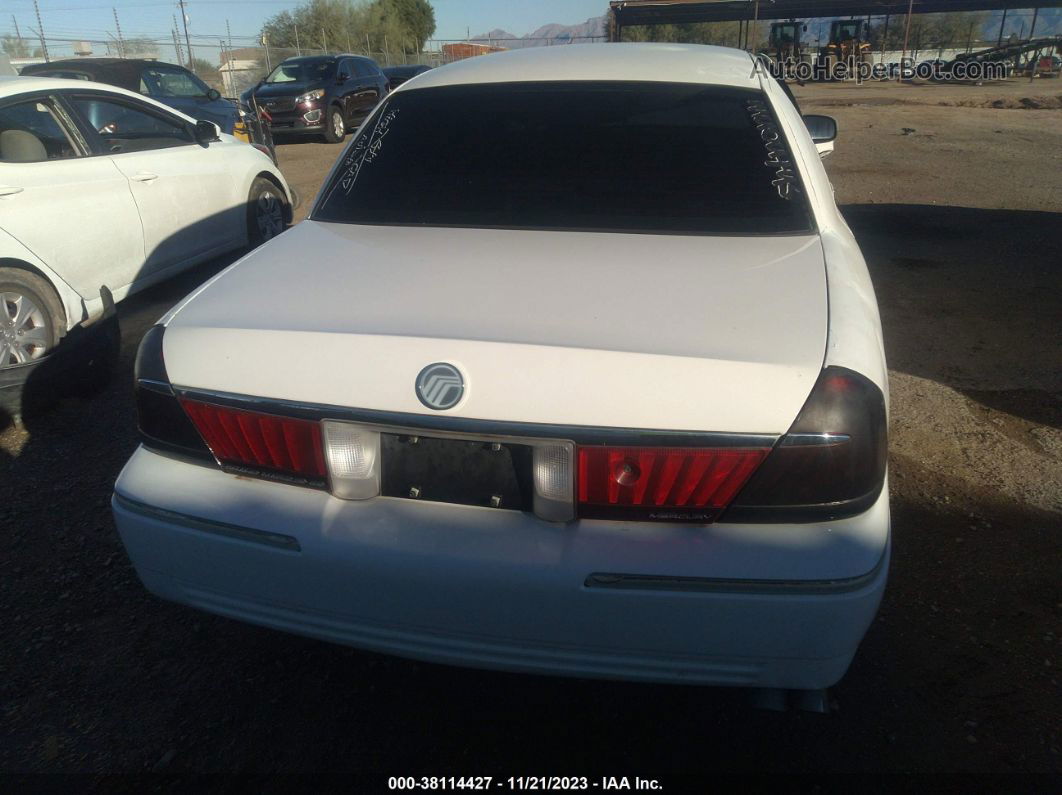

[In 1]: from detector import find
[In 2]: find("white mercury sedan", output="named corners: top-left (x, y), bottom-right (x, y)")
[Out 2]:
top-left (0, 76), bottom-right (291, 369)
top-left (113, 45), bottom-right (889, 699)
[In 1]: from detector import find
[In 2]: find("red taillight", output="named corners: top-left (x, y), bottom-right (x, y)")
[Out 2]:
top-left (180, 400), bottom-right (326, 481)
top-left (577, 446), bottom-right (768, 522)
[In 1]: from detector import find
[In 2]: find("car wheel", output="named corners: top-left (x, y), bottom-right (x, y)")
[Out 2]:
top-left (0, 268), bottom-right (62, 370)
top-left (324, 106), bottom-right (346, 144)
top-left (247, 177), bottom-right (288, 247)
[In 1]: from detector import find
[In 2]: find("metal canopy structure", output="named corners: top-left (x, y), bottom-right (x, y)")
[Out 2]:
top-left (609, 0), bottom-right (1062, 32)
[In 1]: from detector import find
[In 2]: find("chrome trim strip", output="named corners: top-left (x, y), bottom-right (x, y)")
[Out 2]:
top-left (136, 378), bottom-right (173, 395)
top-left (585, 553), bottom-right (886, 596)
top-left (172, 387), bottom-right (780, 449)
top-left (781, 433), bottom-right (850, 447)
top-left (113, 493), bottom-right (301, 552)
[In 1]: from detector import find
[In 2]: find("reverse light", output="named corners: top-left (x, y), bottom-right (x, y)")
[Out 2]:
top-left (296, 88), bottom-right (325, 103)
top-left (322, 421), bottom-right (381, 500)
top-left (577, 446), bottom-right (769, 522)
top-left (179, 400), bottom-right (327, 484)
top-left (533, 443), bottom-right (575, 522)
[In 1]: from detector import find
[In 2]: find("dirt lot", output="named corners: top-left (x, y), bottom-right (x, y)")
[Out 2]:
top-left (1, 76), bottom-right (1060, 782)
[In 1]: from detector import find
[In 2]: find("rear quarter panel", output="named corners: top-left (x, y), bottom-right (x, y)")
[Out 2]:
top-left (760, 71), bottom-right (888, 402)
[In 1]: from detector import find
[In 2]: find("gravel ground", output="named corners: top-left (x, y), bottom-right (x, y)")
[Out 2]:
top-left (1, 77), bottom-right (1059, 781)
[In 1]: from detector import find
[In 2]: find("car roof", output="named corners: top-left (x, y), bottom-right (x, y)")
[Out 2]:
top-left (0, 75), bottom-right (199, 123)
top-left (19, 59), bottom-right (190, 92)
top-left (400, 43), bottom-right (759, 92)
top-left (278, 54), bottom-right (353, 63)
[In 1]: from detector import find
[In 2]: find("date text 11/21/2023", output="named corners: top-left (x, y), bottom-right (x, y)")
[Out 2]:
top-left (387, 776), bottom-right (664, 791)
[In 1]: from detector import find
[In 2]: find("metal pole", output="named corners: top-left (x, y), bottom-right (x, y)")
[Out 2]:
top-left (881, 14), bottom-right (890, 65)
top-left (997, 8), bottom-right (1008, 47)
top-left (32, 0), bottom-right (48, 62)
top-left (262, 35), bottom-right (271, 72)
top-left (12, 15), bottom-right (23, 56)
top-left (113, 8), bottom-right (125, 58)
top-left (1029, 7), bottom-right (1039, 39)
top-left (322, 28), bottom-right (327, 54)
top-left (751, 0), bottom-right (760, 53)
top-left (295, 22), bottom-right (301, 56)
top-left (219, 38), bottom-right (227, 93)
top-left (900, 0), bottom-right (914, 78)
top-left (171, 27), bottom-right (183, 66)
top-left (178, 0), bottom-right (194, 71)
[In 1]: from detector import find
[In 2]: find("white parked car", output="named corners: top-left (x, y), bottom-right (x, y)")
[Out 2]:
top-left (0, 76), bottom-right (291, 369)
top-left (113, 45), bottom-right (889, 699)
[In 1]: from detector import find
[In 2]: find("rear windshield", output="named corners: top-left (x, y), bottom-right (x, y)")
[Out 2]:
top-left (313, 82), bottom-right (814, 235)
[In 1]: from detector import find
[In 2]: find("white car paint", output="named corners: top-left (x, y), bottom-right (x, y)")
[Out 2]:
top-left (114, 44), bottom-right (890, 691)
top-left (0, 76), bottom-right (291, 331)
top-left (162, 222), bottom-right (827, 433)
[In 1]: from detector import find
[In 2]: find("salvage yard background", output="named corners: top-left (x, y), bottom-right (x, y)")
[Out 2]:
top-left (1, 75), bottom-right (1060, 777)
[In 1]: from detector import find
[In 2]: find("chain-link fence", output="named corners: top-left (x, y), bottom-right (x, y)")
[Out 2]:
top-left (4, 34), bottom-right (609, 98)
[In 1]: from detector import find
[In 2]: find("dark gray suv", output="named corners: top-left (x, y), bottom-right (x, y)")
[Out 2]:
top-left (242, 54), bottom-right (389, 143)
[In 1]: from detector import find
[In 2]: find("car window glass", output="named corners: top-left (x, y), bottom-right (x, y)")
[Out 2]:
top-left (70, 95), bottom-right (193, 154)
top-left (29, 69), bottom-right (91, 81)
top-left (265, 61), bottom-right (335, 83)
top-left (338, 60), bottom-right (353, 79)
top-left (315, 82), bottom-right (814, 235)
top-left (141, 65), bottom-right (211, 98)
top-left (0, 99), bottom-right (79, 162)
top-left (352, 60), bottom-right (371, 78)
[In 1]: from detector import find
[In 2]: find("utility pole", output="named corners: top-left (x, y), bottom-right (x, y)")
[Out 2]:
top-left (32, 0), bottom-right (48, 62)
top-left (178, 0), bottom-right (194, 72)
top-left (113, 8), bottom-right (125, 58)
top-left (172, 26), bottom-right (184, 66)
top-left (226, 19), bottom-right (233, 53)
top-left (219, 38), bottom-right (228, 94)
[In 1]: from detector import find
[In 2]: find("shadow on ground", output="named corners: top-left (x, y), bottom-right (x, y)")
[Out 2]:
top-left (842, 203), bottom-right (1062, 426)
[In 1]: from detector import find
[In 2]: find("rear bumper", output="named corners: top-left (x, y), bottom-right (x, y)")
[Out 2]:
top-left (113, 446), bottom-right (890, 689)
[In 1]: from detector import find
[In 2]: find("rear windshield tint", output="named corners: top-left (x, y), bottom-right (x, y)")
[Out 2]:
top-left (313, 81), bottom-right (814, 235)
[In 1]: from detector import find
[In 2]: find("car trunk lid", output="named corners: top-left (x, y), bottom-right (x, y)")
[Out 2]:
top-left (163, 221), bottom-right (827, 434)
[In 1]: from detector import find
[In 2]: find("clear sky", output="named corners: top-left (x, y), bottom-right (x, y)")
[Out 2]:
top-left (5, 0), bottom-right (608, 49)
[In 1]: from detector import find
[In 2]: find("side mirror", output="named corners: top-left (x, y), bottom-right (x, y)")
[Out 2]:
top-left (803, 114), bottom-right (837, 143)
top-left (193, 119), bottom-right (220, 145)
top-left (206, 88), bottom-right (221, 101)
top-left (803, 114), bottom-right (837, 159)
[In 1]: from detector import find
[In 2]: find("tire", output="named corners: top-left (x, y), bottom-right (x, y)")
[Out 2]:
top-left (324, 106), bottom-right (346, 144)
top-left (0, 267), bottom-right (63, 370)
top-left (246, 177), bottom-right (289, 248)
